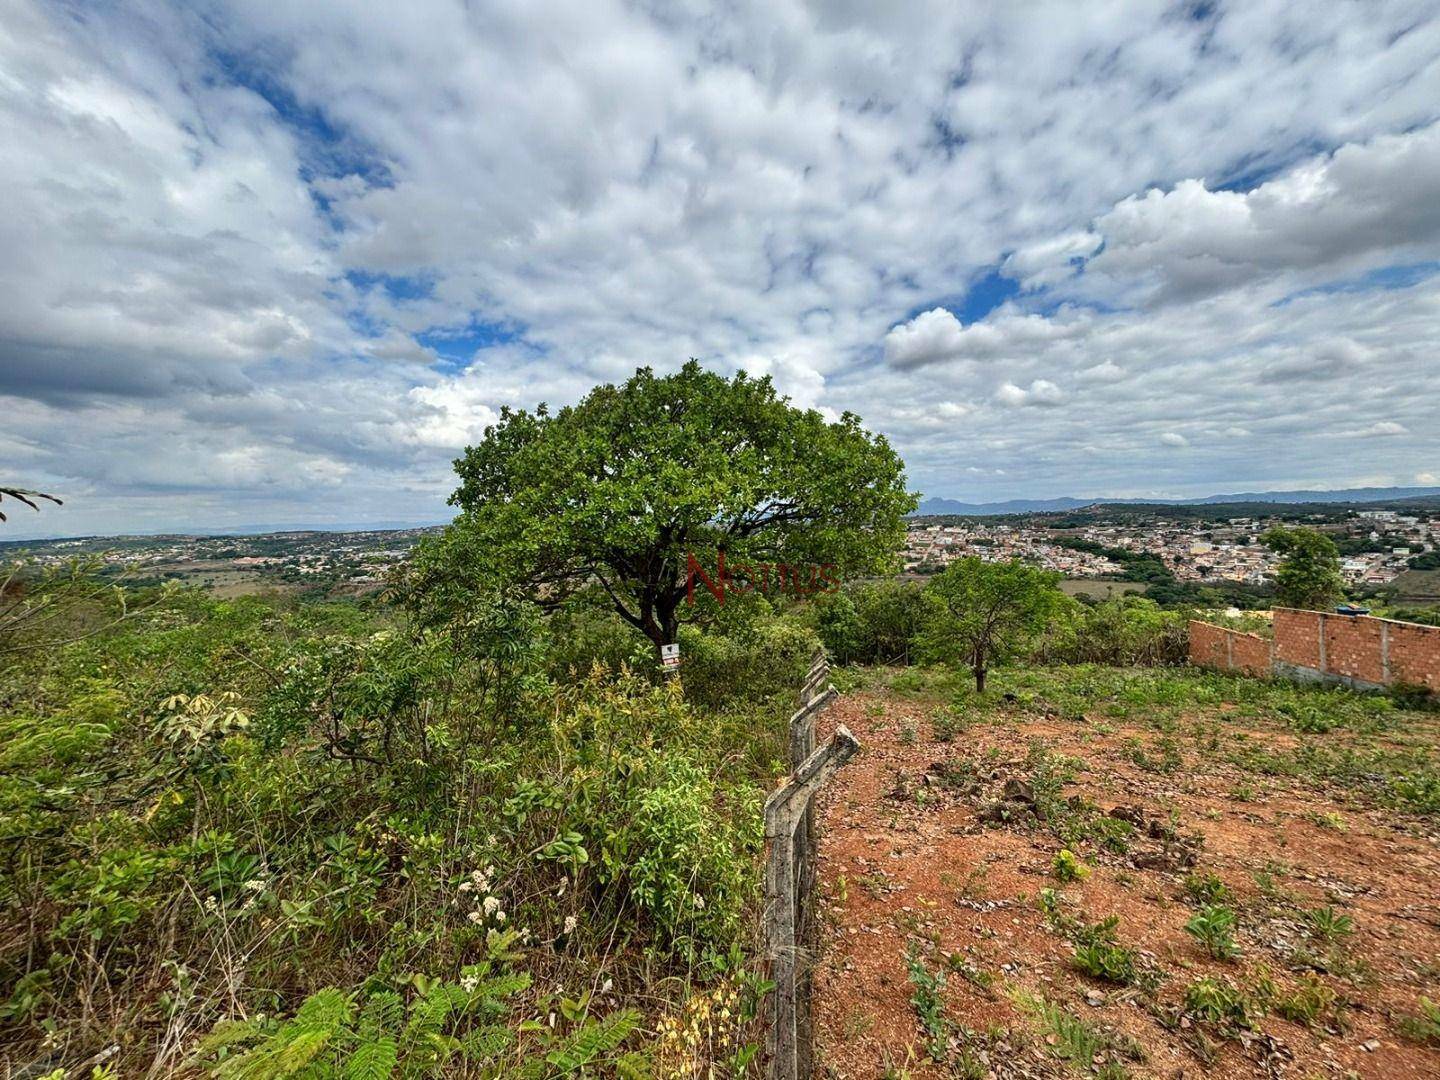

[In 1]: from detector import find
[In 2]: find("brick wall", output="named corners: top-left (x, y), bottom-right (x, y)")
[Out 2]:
top-left (1192, 609), bottom-right (1440, 693)
top-left (1389, 619), bottom-right (1440, 690)
top-left (1189, 621), bottom-right (1230, 669)
top-left (1187, 621), bottom-right (1272, 677)
top-left (1229, 631), bottom-right (1273, 677)
top-left (1272, 609), bottom-right (1321, 669)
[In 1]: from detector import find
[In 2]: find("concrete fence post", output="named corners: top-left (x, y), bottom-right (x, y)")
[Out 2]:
top-left (763, 650), bottom-right (857, 1080)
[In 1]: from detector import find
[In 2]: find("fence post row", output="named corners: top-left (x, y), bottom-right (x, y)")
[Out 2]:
top-left (764, 649), bottom-right (860, 1080)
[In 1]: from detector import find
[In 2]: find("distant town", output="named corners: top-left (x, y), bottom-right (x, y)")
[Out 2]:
top-left (5, 502), bottom-right (1439, 607)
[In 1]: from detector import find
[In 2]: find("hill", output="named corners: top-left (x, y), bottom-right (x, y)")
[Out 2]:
top-left (914, 486), bottom-right (1440, 517)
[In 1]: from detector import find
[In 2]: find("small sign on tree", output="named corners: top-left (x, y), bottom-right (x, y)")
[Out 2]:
top-left (659, 642), bottom-right (681, 672)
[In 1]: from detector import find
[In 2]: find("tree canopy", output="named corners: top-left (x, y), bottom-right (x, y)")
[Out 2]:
top-left (1262, 525), bottom-right (1344, 611)
top-left (918, 557), bottom-right (1063, 691)
top-left (426, 362), bottom-right (915, 649)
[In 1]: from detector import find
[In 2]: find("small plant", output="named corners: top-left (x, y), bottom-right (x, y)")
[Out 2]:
top-left (945, 953), bottom-right (997, 997)
top-left (898, 720), bottom-right (917, 746)
top-left (1302, 906), bottom-right (1354, 944)
top-left (1183, 976), bottom-right (1254, 1028)
top-left (1010, 989), bottom-right (1139, 1079)
top-left (1396, 997), bottom-right (1440, 1045)
top-left (905, 945), bottom-right (951, 1061)
top-left (1073, 941), bottom-right (1137, 985)
top-left (1185, 904), bottom-right (1240, 960)
top-left (1274, 973), bottom-right (1339, 1028)
top-left (1183, 871), bottom-right (1229, 906)
top-left (1052, 848), bottom-right (1089, 883)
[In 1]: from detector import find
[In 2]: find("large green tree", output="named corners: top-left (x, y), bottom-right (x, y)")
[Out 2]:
top-left (918, 557), bottom-right (1063, 692)
top-left (1262, 526), bottom-right (1344, 610)
top-left (431, 362), bottom-right (915, 650)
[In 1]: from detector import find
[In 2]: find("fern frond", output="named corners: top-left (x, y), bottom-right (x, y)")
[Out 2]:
top-left (342, 1037), bottom-right (397, 1080)
top-left (472, 971), bottom-right (531, 1003)
top-left (359, 992), bottom-right (404, 1039)
top-left (459, 1023), bottom-right (512, 1063)
top-left (544, 1009), bottom-right (641, 1071)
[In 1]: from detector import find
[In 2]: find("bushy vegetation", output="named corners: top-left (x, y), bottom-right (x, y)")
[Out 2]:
top-left (0, 566), bottom-right (814, 1075)
top-left (814, 572), bottom-right (1189, 679)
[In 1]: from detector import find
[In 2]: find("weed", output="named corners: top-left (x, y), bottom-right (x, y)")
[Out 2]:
top-left (944, 953), bottom-right (997, 997)
top-left (1396, 997), bottom-right (1440, 1045)
top-left (1302, 906), bottom-right (1354, 944)
top-left (1185, 905), bottom-right (1240, 960)
top-left (1010, 989), bottom-right (1140, 1079)
top-left (1183, 872), bottom-right (1229, 906)
top-left (1183, 976), bottom-right (1255, 1028)
top-left (1051, 848), bottom-right (1089, 883)
top-left (1073, 941), bottom-right (1138, 985)
top-left (1274, 974), bottom-right (1340, 1029)
top-left (904, 945), bottom-right (950, 1061)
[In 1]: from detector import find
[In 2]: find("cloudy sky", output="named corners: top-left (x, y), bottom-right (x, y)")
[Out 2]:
top-left (4, 0), bottom-right (1440, 538)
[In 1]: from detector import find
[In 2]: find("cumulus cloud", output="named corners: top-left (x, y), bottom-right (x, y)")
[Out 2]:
top-left (884, 307), bottom-right (1089, 369)
top-left (1038, 124), bottom-right (1440, 306)
top-left (995, 380), bottom-right (1065, 408)
top-left (3, 0), bottom-right (1439, 535)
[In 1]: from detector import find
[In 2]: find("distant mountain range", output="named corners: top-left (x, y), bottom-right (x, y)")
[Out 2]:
top-left (913, 486), bottom-right (1440, 517)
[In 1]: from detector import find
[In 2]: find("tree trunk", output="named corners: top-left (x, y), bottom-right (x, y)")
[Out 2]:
top-left (973, 665), bottom-right (986, 693)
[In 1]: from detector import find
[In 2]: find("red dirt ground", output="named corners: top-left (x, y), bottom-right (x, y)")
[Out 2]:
top-left (809, 687), bottom-right (1440, 1079)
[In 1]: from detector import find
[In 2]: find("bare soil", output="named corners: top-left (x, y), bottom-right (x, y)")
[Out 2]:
top-left (810, 683), bottom-right (1440, 1079)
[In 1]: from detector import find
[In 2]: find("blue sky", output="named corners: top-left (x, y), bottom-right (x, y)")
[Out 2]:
top-left (2, 0), bottom-right (1439, 538)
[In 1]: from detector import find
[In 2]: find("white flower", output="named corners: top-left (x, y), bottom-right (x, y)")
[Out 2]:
top-left (466, 910), bottom-right (484, 924)
top-left (460, 974), bottom-right (479, 992)
top-left (482, 895), bottom-right (501, 916)
top-left (563, 914), bottom-right (578, 935)
top-left (601, 978), bottom-right (613, 993)
top-left (494, 910), bottom-right (507, 924)
top-left (556, 878), bottom-right (568, 898)
top-left (243, 879), bottom-right (266, 893)
top-left (694, 895), bottom-right (706, 910)
top-left (458, 881), bottom-right (474, 893)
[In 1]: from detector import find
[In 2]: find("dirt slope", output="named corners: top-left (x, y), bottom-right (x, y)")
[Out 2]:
top-left (809, 682), bottom-right (1440, 1079)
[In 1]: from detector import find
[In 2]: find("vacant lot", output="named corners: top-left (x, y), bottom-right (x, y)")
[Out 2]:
top-left (812, 664), bottom-right (1440, 1078)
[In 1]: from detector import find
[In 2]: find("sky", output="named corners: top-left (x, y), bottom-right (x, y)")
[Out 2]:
top-left (3, 0), bottom-right (1440, 539)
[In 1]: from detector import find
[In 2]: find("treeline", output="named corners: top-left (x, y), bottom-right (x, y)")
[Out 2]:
top-left (813, 568), bottom-right (1189, 678)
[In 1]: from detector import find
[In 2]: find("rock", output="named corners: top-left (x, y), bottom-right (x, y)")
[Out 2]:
top-left (1001, 778), bottom-right (1036, 805)
top-left (1085, 989), bottom-right (1105, 1007)
top-left (1361, 1040), bottom-right (1380, 1052)
top-left (977, 800), bottom-right (1035, 826)
top-left (1146, 818), bottom-right (1178, 841)
top-left (1109, 805), bottom-right (1146, 827)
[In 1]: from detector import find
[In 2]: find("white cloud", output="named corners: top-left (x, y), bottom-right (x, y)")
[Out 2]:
top-left (1078, 360), bottom-right (1125, 383)
top-left (2, 0), bottom-right (1439, 534)
top-left (1160, 432), bottom-right (1189, 447)
top-left (1345, 421), bottom-right (1408, 438)
top-left (995, 379), bottom-right (1065, 408)
top-left (1060, 124), bottom-right (1440, 306)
